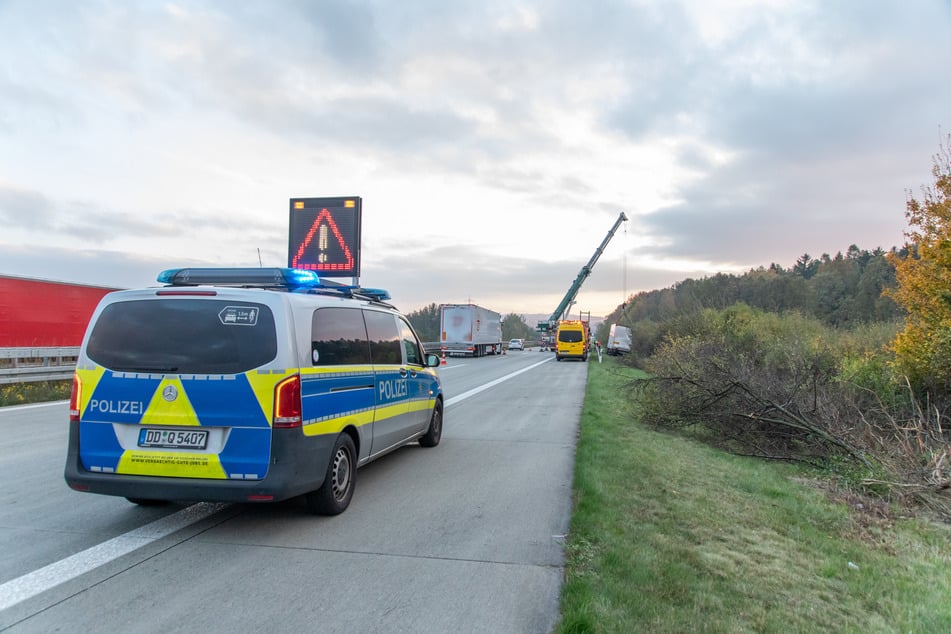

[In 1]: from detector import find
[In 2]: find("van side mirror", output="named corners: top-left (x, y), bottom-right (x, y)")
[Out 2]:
top-left (425, 353), bottom-right (441, 368)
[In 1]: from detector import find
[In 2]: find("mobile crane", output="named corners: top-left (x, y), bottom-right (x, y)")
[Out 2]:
top-left (538, 211), bottom-right (628, 349)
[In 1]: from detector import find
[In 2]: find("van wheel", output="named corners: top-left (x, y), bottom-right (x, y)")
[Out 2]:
top-left (305, 434), bottom-right (356, 515)
top-left (419, 400), bottom-right (443, 447)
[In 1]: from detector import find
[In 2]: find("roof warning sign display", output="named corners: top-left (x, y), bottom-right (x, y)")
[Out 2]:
top-left (288, 197), bottom-right (362, 278)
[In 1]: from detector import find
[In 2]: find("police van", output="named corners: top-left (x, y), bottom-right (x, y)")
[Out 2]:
top-left (64, 267), bottom-right (444, 515)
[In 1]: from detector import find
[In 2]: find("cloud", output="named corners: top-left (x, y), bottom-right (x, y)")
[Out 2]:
top-left (1, 0), bottom-right (949, 320)
top-left (0, 185), bottom-right (56, 229)
top-left (598, 1), bottom-right (950, 270)
top-left (0, 243), bottom-right (196, 289)
top-left (363, 239), bottom-right (641, 316)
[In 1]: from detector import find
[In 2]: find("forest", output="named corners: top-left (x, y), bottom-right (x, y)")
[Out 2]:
top-left (598, 244), bottom-right (902, 362)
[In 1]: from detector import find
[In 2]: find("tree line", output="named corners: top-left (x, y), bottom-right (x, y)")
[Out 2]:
top-left (596, 245), bottom-right (903, 359)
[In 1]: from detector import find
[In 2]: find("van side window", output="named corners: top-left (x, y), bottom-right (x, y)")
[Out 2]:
top-left (399, 318), bottom-right (423, 366)
top-left (364, 310), bottom-right (401, 365)
top-left (311, 308), bottom-right (371, 366)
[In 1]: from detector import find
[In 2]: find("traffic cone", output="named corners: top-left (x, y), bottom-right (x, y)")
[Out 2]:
top-left (441, 352), bottom-right (447, 366)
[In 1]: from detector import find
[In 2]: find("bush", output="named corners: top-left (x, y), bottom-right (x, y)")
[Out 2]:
top-left (635, 306), bottom-right (951, 517)
top-left (637, 305), bottom-right (855, 463)
top-left (0, 381), bottom-right (72, 407)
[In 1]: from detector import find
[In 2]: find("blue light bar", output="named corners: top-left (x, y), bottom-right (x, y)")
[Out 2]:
top-left (283, 269), bottom-right (321, 287)
top-left (155, 267), bottom-right (391, 301)
top-left (157, 267), bottom-right (322, 288)
top-left (291, 284), bottom-right (391, 301)
top-left (358, 287), bottom-right (391, 301)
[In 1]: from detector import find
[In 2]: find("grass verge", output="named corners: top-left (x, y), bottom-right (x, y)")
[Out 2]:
top-left (557, 357), bottom-right (951, 633)
top-left (0, 380), bottom-right (71, 407)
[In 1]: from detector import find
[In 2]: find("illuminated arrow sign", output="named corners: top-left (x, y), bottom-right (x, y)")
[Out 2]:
top-left (288, 197), bottom-right (362, 277)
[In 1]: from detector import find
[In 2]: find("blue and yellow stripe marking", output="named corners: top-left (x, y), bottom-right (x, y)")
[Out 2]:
top-left (75, 363), bottom-right (440, 481)
top-left (76, 366), bottom-right (284, 480)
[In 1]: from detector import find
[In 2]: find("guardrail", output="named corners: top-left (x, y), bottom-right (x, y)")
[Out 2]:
top-left (422, 341), bottom-right (542, 355)
top-left (1, 339), bottom-right (541, 385)
top-left (0, 347), bottom-right (79, 385)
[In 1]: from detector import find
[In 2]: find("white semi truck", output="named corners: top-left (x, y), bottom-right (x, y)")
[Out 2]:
top-left (439, 303), bottom-right (502, 357)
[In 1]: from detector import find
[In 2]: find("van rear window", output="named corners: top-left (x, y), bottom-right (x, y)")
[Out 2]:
top-left (559, 330), bottom-right (583, 343)
top-left (86, 299), bottom-right (277, 374)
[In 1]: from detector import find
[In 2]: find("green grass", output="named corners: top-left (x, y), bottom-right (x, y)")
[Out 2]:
top-left (0, 380), bottom-right (71, 407)
top-left (557, 358), bottom-right (951, 633)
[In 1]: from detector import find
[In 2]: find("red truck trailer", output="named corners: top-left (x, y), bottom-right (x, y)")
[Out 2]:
top-left (0, 275), bottom-right (119, 347)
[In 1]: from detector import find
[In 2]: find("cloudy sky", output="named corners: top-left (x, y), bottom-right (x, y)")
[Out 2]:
top-left (1, 1), bottom-right (948, 319)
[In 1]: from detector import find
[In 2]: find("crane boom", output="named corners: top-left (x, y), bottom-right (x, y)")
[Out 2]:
top-left (539, 211), bottom-right (628, 331)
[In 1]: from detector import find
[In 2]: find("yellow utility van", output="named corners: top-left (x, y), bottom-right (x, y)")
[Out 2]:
top-left (555, 320), bottom-right (588, 361)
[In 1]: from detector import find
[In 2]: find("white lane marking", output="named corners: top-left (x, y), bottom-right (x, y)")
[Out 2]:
top-left (0, 502), bottom-right (227, 612)
top-left (445, 357), bottom-right (553, 408)
top-left (0, 400), bottom-right (68, 412)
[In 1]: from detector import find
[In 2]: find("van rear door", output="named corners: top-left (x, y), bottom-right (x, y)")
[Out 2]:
top-left (75, 295), bottom-right (280, 480)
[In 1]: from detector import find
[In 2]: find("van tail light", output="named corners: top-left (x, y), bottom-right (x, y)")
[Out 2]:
top-left (273, 375), bottom-right (302, 428)
top-left (69, 373), bottom-right (82, 422)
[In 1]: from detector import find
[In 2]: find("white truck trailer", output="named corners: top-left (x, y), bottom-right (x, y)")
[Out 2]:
top-left (606, 323), bottom-right (632, 356)
top-left (439, 303), bottom-right (502, 357)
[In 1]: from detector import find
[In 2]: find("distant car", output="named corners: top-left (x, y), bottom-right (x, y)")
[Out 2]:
top-left (508, 338), bottom-right (524, 351)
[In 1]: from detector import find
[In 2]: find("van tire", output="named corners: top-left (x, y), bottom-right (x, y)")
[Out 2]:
top-left (305, 434), bottom-right (356, 515)
top-left (419, 400), bottom-right (443, 447)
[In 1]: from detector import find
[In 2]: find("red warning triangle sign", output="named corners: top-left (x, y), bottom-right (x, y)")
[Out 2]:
top-left (291, 208), bottom-right (354, 271)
